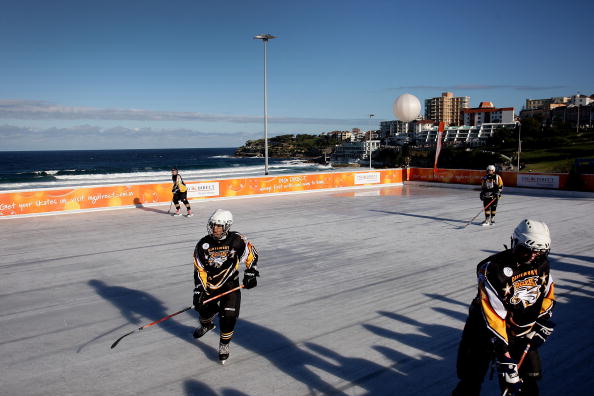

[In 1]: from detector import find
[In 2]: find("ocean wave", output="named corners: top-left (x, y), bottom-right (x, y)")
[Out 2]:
top-left (0, 171), bottom-right (58, 184)
top-left (0, 161), bottom-right (332, 191)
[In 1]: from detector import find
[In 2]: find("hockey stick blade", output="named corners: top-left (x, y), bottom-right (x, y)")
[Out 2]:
top-left (110, 330), bottom-right (137, 349)
top-left (110, 305), bottom-right (193, 350)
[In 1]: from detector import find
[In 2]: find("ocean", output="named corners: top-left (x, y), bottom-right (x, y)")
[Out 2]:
top-left (0, 148), bottom-right (332, 191)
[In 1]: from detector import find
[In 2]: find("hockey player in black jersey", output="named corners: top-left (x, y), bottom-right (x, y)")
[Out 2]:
top-left (171, 168), bottom-right (192, 217)
top-left (192, 209), bottom-right (259, 363)
top-left (453, 219), bottom-right (555, 396)
top-left (480, 165), bottom-right (503, 225)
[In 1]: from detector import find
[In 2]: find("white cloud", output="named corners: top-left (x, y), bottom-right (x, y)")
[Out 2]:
top-left (389, 84), bottom-right (566, 91)
top-left (0, 124), bottom-right (260, 150)
top-left (0, 99), bottom-right (366, 125)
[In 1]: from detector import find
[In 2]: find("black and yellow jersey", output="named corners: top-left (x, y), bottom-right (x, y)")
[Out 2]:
top-left (172, 174), bottom-right (187, 193)
top-left (476, 250), bottom-right (554, 350)
top-left (193, 231), bottom-right (258, 293)
top-left (481, 174), bottom-right (503, 198)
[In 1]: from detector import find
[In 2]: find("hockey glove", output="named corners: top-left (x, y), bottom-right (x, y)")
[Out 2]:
top-left (497, 355), bottom-right (521, 393)
top-left (193, 286), bottom-right (207, 310)
top-left (528, 318), bottom-right (555, 350)
top-left (243, 267), bottom-right (259, 289)
top-left (479, 192), bottom-right (485, 200)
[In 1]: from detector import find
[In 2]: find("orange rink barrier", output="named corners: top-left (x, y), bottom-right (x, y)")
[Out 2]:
top-left (0, 169), bottom-right (405, 218)
top-left (408, 168), bottom-right (594, 191)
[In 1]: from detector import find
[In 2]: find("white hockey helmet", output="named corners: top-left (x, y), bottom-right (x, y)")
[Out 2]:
top-left (511, 219), bottom-right (551, 264)
top-left (487, 165), bottom-right (496, 172)
top-left (207, 209), bottom-right (233, 239)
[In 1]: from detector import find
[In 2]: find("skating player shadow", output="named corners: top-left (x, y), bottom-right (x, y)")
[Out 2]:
top-left (233, 320), bottom-right (392, 395)
top-left (423, 264), bottom-right (594, 396)
top-left (133, 198), bottom-right (171, 214)
top-left (424, 293), bottom-right (472, 309)
top-left (85, 280), bottom-right (208, 354)
top-left (303, 342), bottom-right (405, 395)
top-left (431, 306), bottom-right (469, 323)
top-left (369, 209), bottom-right (465, 229)
top-left (361, 310), bottom-right (463, 394)
top-left (183, 379), bottom-right (249, 396)
top-left (528, 252), bottom-right (594, 395)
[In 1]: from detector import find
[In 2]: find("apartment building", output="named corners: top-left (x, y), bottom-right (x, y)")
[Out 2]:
top-left (424, 92), bottom-right (470, 125)
top-left (415, 123), bottom-right (516, 147)
top-left (325, 130), bottom-right (353, 141)
top-left (525, 96), bottom-right (570, 110)
top-left (462, 102), bottom-right (515, 126)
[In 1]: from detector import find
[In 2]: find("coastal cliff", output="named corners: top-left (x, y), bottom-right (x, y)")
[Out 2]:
top-left (235, 134), bottom-right (337, 160)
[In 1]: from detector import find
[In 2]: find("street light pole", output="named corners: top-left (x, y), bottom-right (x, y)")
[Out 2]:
top-left (368, 114), bottom-right (375, 169)
top-left (516, 121), bottom-right (522, 172)
top-left (576, 91), bottom-right (580, 134)
top-left (254, 34), bottom-right (277, 175)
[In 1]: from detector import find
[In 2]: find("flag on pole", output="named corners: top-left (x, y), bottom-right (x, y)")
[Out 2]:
top-left (434, 122), bottom-right (445, 173)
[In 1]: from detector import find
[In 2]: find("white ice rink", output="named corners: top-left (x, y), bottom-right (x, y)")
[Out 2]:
top-left (1, 182), bottom-right (593, 395)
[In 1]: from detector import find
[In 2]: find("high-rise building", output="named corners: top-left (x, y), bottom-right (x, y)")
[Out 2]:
top-left (424, 92), bottom-right (470, 126)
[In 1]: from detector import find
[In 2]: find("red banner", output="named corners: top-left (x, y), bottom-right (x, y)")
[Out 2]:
top-left (434, 121), bottom-right (445, 173)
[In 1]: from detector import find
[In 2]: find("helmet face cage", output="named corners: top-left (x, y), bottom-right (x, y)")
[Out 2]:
top-left (207, 209), bottom-right (233, 239)
top-left (511, 219), bottom-right (551, 264)
top-left (207, 220), bottom-right (232, 238)
top-left (512, 239), bottom-right (550, 264)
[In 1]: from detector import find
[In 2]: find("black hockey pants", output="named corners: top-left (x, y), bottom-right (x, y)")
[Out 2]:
top-left (482, 197), bottom-right (498, 219)
top-left (452, 299), bottom-right (541, 396)
top-left (197, 288), bottom-right (241, 344)
top-left (172, 191), bottom-right (190, 206)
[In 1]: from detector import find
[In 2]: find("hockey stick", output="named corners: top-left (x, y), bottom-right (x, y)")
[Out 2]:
top-left (202, 285), bottom-right (244, 304)
top-left (501, 342), bottom-right (531, 396)
top-left (462, 197), bottom-right (497, 228)
top-left (167, 201), bottom-right (173, 214)
top-left (110, 285), bottom-right (244, 349)
top-left (110, 305), bottom-right (193, 349)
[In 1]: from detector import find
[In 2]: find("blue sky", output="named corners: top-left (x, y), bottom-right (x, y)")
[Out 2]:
top-left (1, 0), bottom-right (592, 150)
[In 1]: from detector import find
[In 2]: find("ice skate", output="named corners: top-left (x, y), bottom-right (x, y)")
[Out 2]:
top-left (173, 210), bottom-right (182, 217)
top-left (186, 210), bottom-right (194, 217)
top-left (218, 342), bottom-right (230, 364)
top-left (481, 217), bottom-right (491, 226)
top-left (193, 322), bottom-right (215, 339)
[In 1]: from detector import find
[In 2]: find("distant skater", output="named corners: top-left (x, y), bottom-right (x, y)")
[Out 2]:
top-left (192, 209), bottom-right (259, 364)
top-left (171, 167), bottom-right (192, 217)
top-left (452, 219), bottom-right (556, 396)
top-left (480, 165), bottom-right (503, 225)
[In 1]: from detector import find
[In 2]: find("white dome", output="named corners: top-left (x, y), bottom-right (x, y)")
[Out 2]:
top-left (393, 93), bottom-right (421, 122)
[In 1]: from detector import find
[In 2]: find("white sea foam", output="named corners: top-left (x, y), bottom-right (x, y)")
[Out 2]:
top-left (0, 161), bottom-right (333, 191)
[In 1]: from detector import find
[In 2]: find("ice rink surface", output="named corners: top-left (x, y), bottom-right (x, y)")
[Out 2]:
top-left (1, 182), bottom-right (593, 396)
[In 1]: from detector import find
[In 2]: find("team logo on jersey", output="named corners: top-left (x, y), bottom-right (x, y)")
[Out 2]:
top-left (208, 249), bottom-right (229, 268)
top-left (202, 243), bottom-right (209, 250)
top-left (510, 276), bottom-right (541, 308)
top-left (503, 267), bottom-right (513, 277)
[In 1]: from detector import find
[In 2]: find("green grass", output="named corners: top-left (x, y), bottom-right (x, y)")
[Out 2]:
top-left (520, 141), bottom-right (594, 173)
